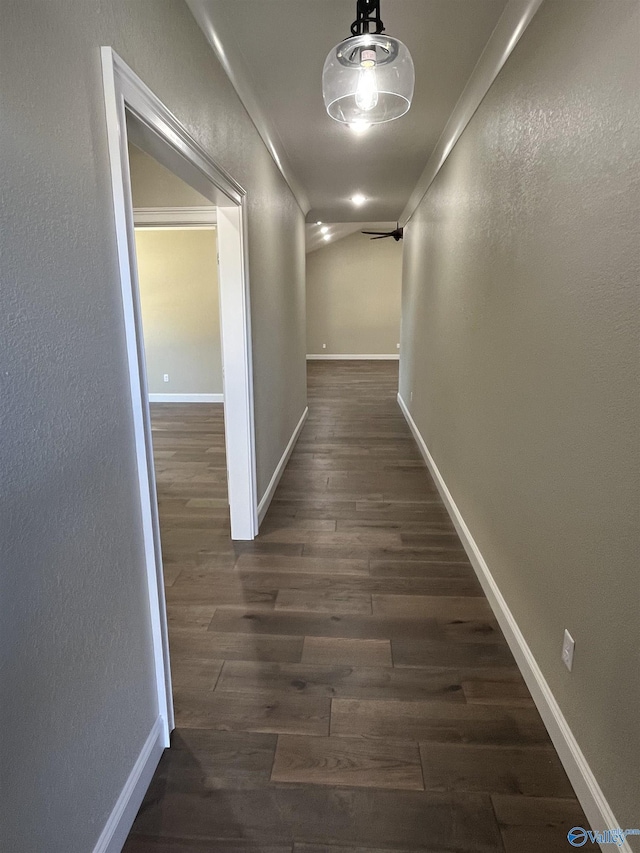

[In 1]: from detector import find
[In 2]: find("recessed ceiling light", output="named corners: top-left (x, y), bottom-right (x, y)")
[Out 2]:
top-left (316, 220), bottom-right (323, 225)
top-left (321, 226), bottom-right (329, 234)
top-left (323, 234), bottom-right (331, 241)
top-left (351, 193), bottom-right (366, 206)
top-left (348, 121), bottom-right (371, 134)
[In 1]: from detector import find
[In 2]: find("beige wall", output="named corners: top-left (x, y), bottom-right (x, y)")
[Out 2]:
top-left (307, 231), bottom-right (402, 355)
top-left (129, 143), bottom-right (212, 208)
top-left (135, 229), bottom-right (222, 394)
top-left (0, 2), bottom-right (305, 850)
top-left (400, 0), bottom-right (639, 836)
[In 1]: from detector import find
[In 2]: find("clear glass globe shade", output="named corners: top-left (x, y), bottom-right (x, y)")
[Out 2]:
top-left (322, 33), bottom-right (414, 125)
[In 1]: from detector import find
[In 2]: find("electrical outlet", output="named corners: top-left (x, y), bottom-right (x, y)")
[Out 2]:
top-left (396, 343), bottom-right (400, 349)
top-left (322, 343), bottom-right (327, 349)
top-left (562, 629), bottom-right (575, 671)
top-left (163, 374), bottom-right (169, 383)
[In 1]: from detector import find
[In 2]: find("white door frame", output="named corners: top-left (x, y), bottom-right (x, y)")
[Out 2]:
top-left (133, 205), bottom-right (217, 229)
top-left (101, 47), bottom-right (259, 742)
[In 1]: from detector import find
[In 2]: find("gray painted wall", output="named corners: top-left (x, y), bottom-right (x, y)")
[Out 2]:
top-left (129, 143), bottom-right (212, 208)
top-left (0, 1), bottom-right (306, 850)
top-left (306, 231), bottom-right (402, 356)
top-left (399, 0), bottom-right (639, 835)
top-left (135, 229), bottom-right (222, 395)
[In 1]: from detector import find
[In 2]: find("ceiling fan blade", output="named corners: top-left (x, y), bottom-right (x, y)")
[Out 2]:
top-left (361, 226), bottom-right (404, 241)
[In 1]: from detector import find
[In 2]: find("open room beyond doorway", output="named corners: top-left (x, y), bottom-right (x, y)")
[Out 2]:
top-left (306, 226), bottom-right (403, 361)
top-left (129, 145), bottom-right (232, 743)
top-left (130, 148), bottom-right (223, 404)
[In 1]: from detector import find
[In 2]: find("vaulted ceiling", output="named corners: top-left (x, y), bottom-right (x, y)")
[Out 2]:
top-left (187, 0), bottom-right (509, 224)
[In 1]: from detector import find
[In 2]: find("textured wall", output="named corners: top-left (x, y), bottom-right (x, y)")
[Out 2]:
top-left (306, 231), bottom-right (402, 356)
top-left (129, 144), bottom-right (212, 208)
top-left (400, 0), bottom-right (639, 835)
top-left (0, 1), bottom-right (306, 850)
top-left (135, 229), bottom-right (222, 394)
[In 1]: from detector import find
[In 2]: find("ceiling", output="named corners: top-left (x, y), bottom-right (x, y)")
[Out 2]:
top-left (188, 0), bottom-right (509, 224)
top-left (306, 221), bottom-right (398, 254)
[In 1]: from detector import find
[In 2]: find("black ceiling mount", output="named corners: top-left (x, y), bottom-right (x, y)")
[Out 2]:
top-left (350, 0), bottom-right (385, 37)
top-left (362, 224), bottom-right (404, 242)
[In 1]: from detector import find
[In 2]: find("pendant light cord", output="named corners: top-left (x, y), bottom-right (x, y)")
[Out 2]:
top-left (350, 0), bottom-right (385, 36)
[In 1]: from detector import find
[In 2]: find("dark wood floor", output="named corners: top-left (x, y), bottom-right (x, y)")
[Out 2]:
top-left (124, 361), bottom-right (588, 853)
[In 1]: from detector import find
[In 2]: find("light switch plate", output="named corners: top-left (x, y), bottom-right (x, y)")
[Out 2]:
top-left (562, 629), bottom-right (575, 672)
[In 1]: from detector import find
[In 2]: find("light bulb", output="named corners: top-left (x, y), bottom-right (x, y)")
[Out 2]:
top-left (355, 66), bottom-right (379, 112)
top-left (351, 193), bottom-right (366, 206)
top-left (348, 120), bottom-right (371, 134)
top-left (321, 226), bottom-right (329, 234)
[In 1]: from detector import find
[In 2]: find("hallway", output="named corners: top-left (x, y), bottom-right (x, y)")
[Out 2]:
top-left (124, 361), bottom-right (588, 852)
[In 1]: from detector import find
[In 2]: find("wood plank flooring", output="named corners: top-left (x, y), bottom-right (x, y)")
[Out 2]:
top-left (124, 361), bottom-right (588, 853)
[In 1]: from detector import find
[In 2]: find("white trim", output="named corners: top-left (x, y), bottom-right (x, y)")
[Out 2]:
top-left (110, 52), bottom-right (245, 204)
top-left (100, 46), bottom-right (258, 536)
top-left (101, 47), bottom-right (260, 751)
top-left (396, 393), bottom-right (630, 852)
top-left (258, 407), bottom-right (308, 525)
top-left (133, 205), bottom-right (217, 227)
top-left (185, 0), bottom-right (309, 215)
top-left (307, 354), bottom-right (400, 361)
top-left (101, 47), bottom-right (173, 741)
top-left (92, 717), bottom-right (164, 853)
top-left (400, 0), bottom-right (544, 226)
top-left (135, 225), bottom-right (215, 232)
top-left (217, 203), bottom-right (259, 540)
top-left (149, 393), bottom-right (223, 403)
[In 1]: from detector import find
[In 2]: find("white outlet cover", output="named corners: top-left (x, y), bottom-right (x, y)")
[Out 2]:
top-left (562, 629), bottom-right (575, 672)
top-left (163, 374), bottom-right (169, 382)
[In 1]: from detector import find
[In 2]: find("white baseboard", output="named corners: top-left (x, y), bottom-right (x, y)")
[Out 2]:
top-left (258, 406), bottom-right (308, 525)
top-left (92, 716), bottom-right (165, 853)
top-left (148, 393), bottom-right (223, 403)
top-left (307, 354), bottom-right (399, 361)
top-left (397, 392), bottom-right (629, 851)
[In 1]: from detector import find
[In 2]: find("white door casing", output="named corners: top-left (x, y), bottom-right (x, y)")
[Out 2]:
top-left (101, 46), bottom-right (258, 743)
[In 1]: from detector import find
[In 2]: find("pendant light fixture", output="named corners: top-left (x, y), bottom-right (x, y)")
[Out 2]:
top-left (322, 0), bottom-right (414, 126)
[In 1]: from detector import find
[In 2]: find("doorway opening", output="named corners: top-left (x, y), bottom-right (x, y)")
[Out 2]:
top-left (101, 47), bottom-right (257, 742)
